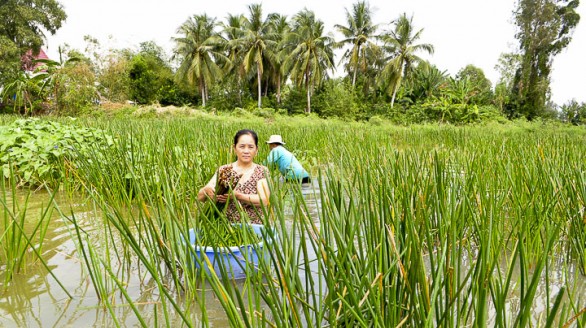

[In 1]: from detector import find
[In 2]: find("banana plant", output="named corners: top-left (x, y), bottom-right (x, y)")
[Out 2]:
top-left (0, 71), bottom-right (44, 115)
top-left (34, 46), bottom-right (81, 111)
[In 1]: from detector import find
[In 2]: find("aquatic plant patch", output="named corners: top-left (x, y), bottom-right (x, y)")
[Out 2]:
top-left (0, 118), bottom-right (113, 187)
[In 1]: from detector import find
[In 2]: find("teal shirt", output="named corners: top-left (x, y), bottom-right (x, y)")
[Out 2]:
top-left (266, 146), bottom-right (309, 180)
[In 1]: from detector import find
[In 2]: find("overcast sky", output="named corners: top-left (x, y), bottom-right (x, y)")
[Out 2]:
top-left (45, 0), bottom-right (585, 105)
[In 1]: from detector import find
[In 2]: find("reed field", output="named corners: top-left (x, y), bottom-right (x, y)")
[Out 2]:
top-left (1, 114), bottom-right (585, 327)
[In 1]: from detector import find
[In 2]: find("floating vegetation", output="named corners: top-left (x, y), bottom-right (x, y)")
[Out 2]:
top-left (0, 118), bottom-right (113, 187)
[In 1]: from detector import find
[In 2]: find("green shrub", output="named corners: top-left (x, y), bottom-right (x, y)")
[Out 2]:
top-left (312, 79), bottom-right (361, 119)
top-left (280, 86), bottom-right (307, 115)
top-left (369, 115), bottom-right (384, 126)
top-left (256, 107), bottom-right (276, 119)
top-left (231, 107), bottom-right (253, 118)
top-left (55, 62), bottom-right (99, 114)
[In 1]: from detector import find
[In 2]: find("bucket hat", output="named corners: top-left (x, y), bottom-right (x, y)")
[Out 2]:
top-left (266, 135), bottom-right (285, 145)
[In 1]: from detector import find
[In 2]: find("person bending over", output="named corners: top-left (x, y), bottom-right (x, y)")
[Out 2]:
top-left (265, 135), bottom-right (311, 184)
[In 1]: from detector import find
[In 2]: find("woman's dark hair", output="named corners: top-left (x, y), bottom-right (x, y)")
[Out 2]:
top-left (233, 129), bottom-right (258, 146)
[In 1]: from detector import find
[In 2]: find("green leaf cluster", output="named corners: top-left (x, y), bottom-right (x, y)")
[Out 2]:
top-left (0, 118), bottom-right (112, 187)
top-left (128, 42), bottom-right (188, 105)
top-left (0, 0), bottom-right (66, 84)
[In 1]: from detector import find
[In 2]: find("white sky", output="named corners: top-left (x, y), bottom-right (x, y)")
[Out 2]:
top-left (45, 0), bottom-right (586, 105)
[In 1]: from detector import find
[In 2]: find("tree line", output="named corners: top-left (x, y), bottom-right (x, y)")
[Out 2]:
top-left (0, 0), bottom-right (584, 124)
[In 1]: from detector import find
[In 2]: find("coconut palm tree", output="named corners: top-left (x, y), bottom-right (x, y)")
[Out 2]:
top-left (237, 3), bottom-right (277, 109)
top-left (267, 13), bottom-right (290, 105)
top-left (283, 9), bottom-right (335, 114)
top-left (223, 13), bottom-right (246, 67)
top-left (334, 1), bottom-right (379, 88)
top-left (222, 13), bottom-right (247, 104)
top-left (379, 14), bottom-right (434, 108)
top-left (346, 41), bottom-right (385, 97)
top-left (173, 14), bottom-right (226, 107)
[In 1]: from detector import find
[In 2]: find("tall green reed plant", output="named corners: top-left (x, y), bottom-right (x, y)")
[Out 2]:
top-left (0, 172), bottom-right (70, 297)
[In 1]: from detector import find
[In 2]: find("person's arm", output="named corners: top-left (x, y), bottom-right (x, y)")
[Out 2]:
top-left (269, 149), bottom-right (288, 176)
top-left (233, 178), bottom-right (270, 206)
top-left (197, 173), bottom-right (217, 202)
top-left (264, 149), bottom-right (276, 166)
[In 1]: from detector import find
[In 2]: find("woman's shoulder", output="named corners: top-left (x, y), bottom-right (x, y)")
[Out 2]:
top-left (218, 163), bottom-right (233, 171)
top-left (255, 164), bottom-right (270, 175)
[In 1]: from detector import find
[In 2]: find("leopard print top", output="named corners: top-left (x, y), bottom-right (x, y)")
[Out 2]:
top-left (224, 164), bottom-right (268, 224)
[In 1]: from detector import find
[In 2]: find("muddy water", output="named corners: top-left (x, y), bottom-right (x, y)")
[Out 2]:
top-left (0, 183), bottom-right (584, 327)
top-left (0, 190), bottom-right (122, 327)
top-left (0, 184), bottom-right (322, 327)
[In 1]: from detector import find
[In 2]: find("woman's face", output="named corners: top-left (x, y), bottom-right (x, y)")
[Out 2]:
top-left (234, 134), bottom-right (258, 164)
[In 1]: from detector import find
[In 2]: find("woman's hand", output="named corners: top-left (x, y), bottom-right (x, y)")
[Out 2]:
top-left (231, 191), bottom-right (243, 204)
top-left (233, 190), bottom-right (268, 206)
top-left (216, 194), bottom-right (229, 203)
top-left (197, 185), bottom-right (215, 202)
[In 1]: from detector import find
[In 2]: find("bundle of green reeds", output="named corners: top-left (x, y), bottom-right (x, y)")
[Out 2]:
top-left (195, 224), bottom-right (260, 247)
top-left (214, 165), bottom-right (241, 212)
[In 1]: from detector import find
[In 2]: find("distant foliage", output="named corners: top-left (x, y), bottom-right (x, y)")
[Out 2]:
top-left (1, 2), bottom-right (582, 124)
top-left (49, 61), bottom-right (98, 113)
top-left (128, 42), bottom-right (189, 106)
top-left (98, 53), bottom-right (131, 103)
top-left (128, 55), bottom-right (159, 104)
top-left (312, 79), bottom-right (363, 119)
top-left (511, 0), bottom-right (580, 119)
top-left (410, 101), bottom-right (506, 124)
top-left (560, 99), bottom-right (586, 125)
top-left (455, 65), bottom-right (493, 105)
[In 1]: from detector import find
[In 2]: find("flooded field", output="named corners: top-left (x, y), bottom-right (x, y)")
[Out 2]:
top-left (1, 117), bottom-right (585, 326)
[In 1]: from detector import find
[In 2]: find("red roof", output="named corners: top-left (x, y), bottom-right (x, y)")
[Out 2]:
top-left (21, 48), bottom-right (50, 72)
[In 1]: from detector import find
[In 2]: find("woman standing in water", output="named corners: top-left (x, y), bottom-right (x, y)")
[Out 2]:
top-left (197, 129), bottom-right (270, 224)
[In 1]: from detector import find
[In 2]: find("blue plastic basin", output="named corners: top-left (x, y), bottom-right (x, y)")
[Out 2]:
top-left (188, 223), bottom-right (267, 279)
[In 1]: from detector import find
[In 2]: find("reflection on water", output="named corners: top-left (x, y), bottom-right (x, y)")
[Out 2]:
top-left (282, 179), bottom-right (322, 218)
top-left (0, 189), bottom-right (110, 327)
top-left (1, 183), bottom-right (585, 327)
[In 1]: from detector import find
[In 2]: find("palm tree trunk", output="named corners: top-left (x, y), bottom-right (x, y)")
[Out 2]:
top-left (390, 63), bottom-right (406, 109)
top-left (257, 63), bottom-right (262, 109)
top-left (237, 75), bottom-right (243, 106)
top-left (306, 72), bottom-right (312, 114)
top-left (390, 85), bottom-right (398, 109)
top-left (204, 82), bottom-right (209, 105)
top-left (277, 75), bottom-right (281, 105)
top-left (351, 45), bottom-right (361, 87)
top-left (307, 86), bottom-right (311, 114)
top-left (200, 79), bottom-right (206, 107)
